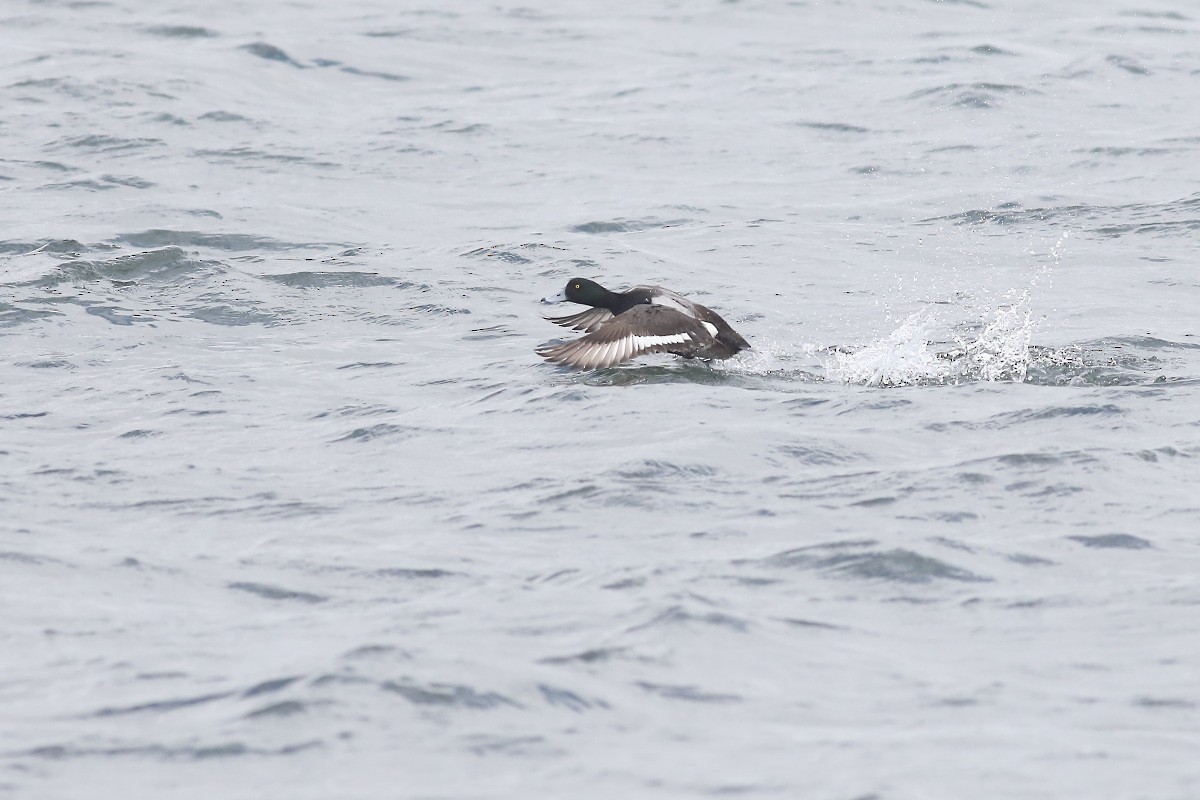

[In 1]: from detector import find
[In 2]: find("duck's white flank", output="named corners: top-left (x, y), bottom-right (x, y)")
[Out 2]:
top-left (649, 294), bottom-right (693, 315)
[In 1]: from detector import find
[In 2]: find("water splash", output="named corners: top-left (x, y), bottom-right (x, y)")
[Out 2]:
top-left (825, 293), bottom-right (1034, 387)
top-left (953, 292), bottom-right (1031, 382)
top-left (824, 312), bottom-right (949, 387)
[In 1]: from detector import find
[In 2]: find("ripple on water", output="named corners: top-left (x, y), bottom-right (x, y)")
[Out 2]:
top-left (0, 302), bottom-right (60, 327)
top-left (773, 443), bottom-right (863, 467)
top-left (22, 247), bottom-right (221, 288)
top-left (83, 304), bottom-right (156, 326)
top-left (538, 647), bottom-right (628, 666)
top-left (187, 302), bottom-right (281, 327)
top-left (337, 361), bottom-right (401, 370)
top-left (994, 451), bottom-right (1092, 469)
top-left (927, 403), bottom-right (1127, 432)
top-left (198, 110), bottom-right (252, 123)
top-left (50, 134), bottom-right (163, 153)
top-left (568, 217), bottom-right (692, 234)
top-left (970, 43), bottom-right (1018, 56)
top-left (24, 737), bottom-right (322, 760)
top-left (333, 423), bottom-right (421, 443)
top-left (576, 362), bottom-right (747, 387)
top-left (628, 605), bottom-right (750, 634)
top-left (381, 680), bottom-right (519, 710)
top-left (226, 582), bottom-right (329, 603)
top-left (926, 194), bottom-right (1200, 239)
top-left (744, 540), bottom-right (989, 584)
top-left (312, 404), bottom-right (400, 418)
top-left (115, 229), bottom-right (328, 252)
top-left (794, 121), bottom-right (872, 134)
top-left (537, 684), bottom-right (600, 711)
top-left (614, 460), bottom-right (719, 481)
top-left (95, 690), bottom-right (236, 717)
top-left (243, 676), bottom-right (304, 697)
top-left (1067, 533), bottom-right (1153, 550)
top-left (1025, 341), bottom-right (1184, 386)
top-left (264, 271), bottom-right (407, 289)
top-left (190, 146), bottom-right (339, 170)
top-left (0, 551), bottom-right (59, 566)
top-left (143, 25), bottom-right (219, 38)
top-left (636, 682), bottom-right (742, 704)
top-left (41, 174), bottom-right (154, 191)
top-left (460, 245), bottom-right (533, 264)
top-left (371, 567), bottom-right (461, 580)
top-left (243, 700), bottom-right (310, 719)
top-left (907, 82), bottom-right (1038, 109)
top-left (0, 237), bottom-right (96, 256)
top-left (240, 42), bottom-right (305, 66)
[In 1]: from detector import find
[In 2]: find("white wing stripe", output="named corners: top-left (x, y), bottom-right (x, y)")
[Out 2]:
top-left (540, 330), bottom-right (699, 369)
top-left (630, 333), bottom-right (690, 350)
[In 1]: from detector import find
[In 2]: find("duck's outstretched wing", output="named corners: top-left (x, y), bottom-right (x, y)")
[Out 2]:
top-left (537, 305), bottom-right (711, 370)
top-left (542, 307), bottom-right (614, 333)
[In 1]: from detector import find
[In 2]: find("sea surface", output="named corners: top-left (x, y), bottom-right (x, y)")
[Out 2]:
top-left (2, 0), bottom-right (1199, 797)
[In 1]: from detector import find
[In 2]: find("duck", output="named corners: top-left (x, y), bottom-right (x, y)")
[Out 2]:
top-left (536, 278), bottom-right (751, 369)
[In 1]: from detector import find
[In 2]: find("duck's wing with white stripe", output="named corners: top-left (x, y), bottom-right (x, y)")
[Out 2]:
top-left (542, 306), bottom-right (614, 333)
top-left (536, 305), bottom-right (711, 370)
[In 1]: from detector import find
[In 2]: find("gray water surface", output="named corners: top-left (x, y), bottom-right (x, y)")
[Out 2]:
top-left (2, 1), bottom-right (1200, 798)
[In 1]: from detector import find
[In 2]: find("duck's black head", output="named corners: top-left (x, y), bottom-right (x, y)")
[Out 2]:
top-left (561, 278), bottom-right (613, 308)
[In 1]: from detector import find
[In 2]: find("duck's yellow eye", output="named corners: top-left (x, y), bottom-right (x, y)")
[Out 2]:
top-left (574, 283), bottom-right (581, 289)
